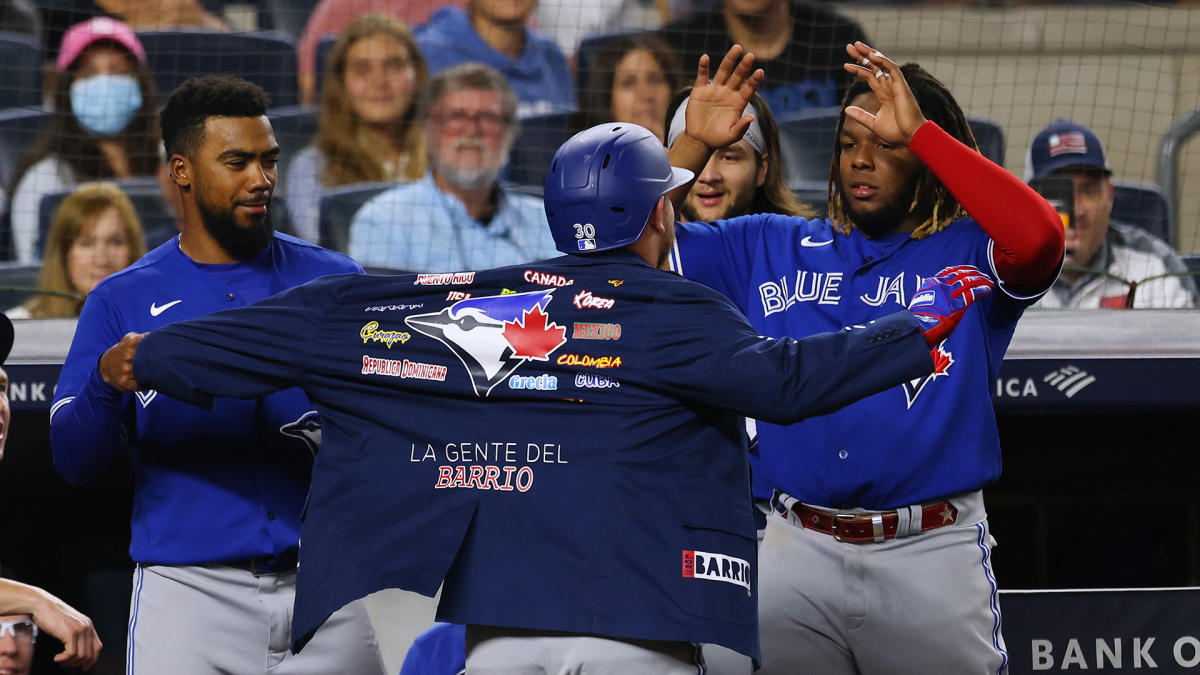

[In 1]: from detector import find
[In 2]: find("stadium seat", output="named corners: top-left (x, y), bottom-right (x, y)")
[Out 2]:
top-left (314, 33), bottom-right (337, 99)
top-left (967, 116), bottom-right (1005, 165)
top-left (1111, 182), bottom-right (1171, 243)
top-left (575, 28), bottom-right (650, 93)
top-left (503, 110), bottom-right (575, 194)
top-left (792, 184), bottom-right (829, 218)
top-left (0, 107), bottom-right (51, 192)
top-left (1183, 253), bottom-right (1200, 277)
top-left (0, 260), bottom-right (42, 309)
top-left (0, 31), bottom-right (42, 109)
top-left (318, 181), bottom-right (393, 253)
top-left (258, 0), bottom-right (320, 39)
top-left (776, 106), bottom-right (840, 190)
top-left (137, 30), bottom-right (300, 108)
top-left (268, 104), bottom-right (320, 195)
top-left (36, 177), bottom-right (175, 260)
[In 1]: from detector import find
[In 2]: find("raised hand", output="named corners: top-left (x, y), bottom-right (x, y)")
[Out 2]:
top-left (682, 45), bottom-right (765, 151)
top-left (908, 265), bottom-right (995, 346)
top-left (842, 41), bottom-right (927, 146)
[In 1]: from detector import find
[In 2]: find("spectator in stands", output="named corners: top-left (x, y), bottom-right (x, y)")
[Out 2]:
top-left (348, 63), bottom-right (556, 270)
top-left (415, 0), bottom-right (575, 118)
top-left (39, 0), bottom-right (226, 71)
top-left (1026, 119), bottom-right (1198, 309)
top-left (576, 32), bottom-right (681, 142)
top-left (295, 0), bottom-right (465, 104)
top-left (535, 0), bottom-right (661, 59)
top-left (286, 14), bottom-right (428, 243)
top-left (666, 89), bottom-right (814, 222)
top-left (8, 17), bottom-right (158, 263)
top-left (657, 0), bottom-right (867, 117)
top-left (8, 182), bottom-right (146, 319)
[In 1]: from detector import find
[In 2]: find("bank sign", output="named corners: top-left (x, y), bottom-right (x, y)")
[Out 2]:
top-left (1000, 588), bottom-right (1200, 673)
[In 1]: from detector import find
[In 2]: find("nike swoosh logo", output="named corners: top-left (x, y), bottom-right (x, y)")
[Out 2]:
top-left (801, 236), bottom-right (833, 247)
top-left (150, 300), bottom-right (183, 316)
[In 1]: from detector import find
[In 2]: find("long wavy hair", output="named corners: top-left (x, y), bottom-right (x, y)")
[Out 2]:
top-left (666, 88), bottom-right (816, 218)
top-left (577, 32), bottom-right (682, 137)
top-left (828, 63), bottom-right (978, 239)
top-left (12, 39), bottom-right (160, 190)
top-left (315, 13), bottom-right (428, 186)
top-left (24, 182), bottom-right (147, 318)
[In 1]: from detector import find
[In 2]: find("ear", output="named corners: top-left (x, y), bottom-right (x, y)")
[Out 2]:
top-left (756, 152), bottom-right (768, 188)
top-left (652, 196), bottom-right (669, 234)
top-left (169, 154), bottom-right (191, 188)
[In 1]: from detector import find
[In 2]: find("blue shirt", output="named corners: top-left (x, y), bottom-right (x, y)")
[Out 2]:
top-left (130, 250), bottom-right (933, 658)
top-left (415, 7), bottom-right (575, 117)
top-left (50, 233), bottom-right (362, 565)
top-left (399, 623), bottom-right (465, 675)
top-left (347, 174), bottom-right (557, 272)
top-left (671, 215), bottom-right (1046, 509)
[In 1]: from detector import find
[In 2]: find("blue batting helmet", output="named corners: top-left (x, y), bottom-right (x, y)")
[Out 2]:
top-left (544, 123), bottom-right (693, 254)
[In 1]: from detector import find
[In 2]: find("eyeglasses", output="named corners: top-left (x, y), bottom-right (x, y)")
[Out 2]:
top-left (0, 619), bottom-right (37, 641)
top-left (431, 109), bottom-right (510, 134)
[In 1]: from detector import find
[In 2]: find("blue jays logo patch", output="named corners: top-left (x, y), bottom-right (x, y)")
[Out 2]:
top-left (903, 343), bottom-right (954, 409)
top-left (405, 289), bottom-right (568, 397)
top-left (280, 410), bottom-right (322, 457)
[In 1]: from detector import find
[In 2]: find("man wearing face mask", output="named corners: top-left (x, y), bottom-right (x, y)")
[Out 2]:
top-left (347, 62), bottom-right (559, 271)
top-left (49, 75), bottom-right (387, 674)
top-left (9, 16), bottom-right (160, 263)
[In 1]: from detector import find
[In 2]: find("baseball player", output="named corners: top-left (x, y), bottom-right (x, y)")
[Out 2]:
top-left (98, 121), bottom-right (992, 672)
top-left (49, 75), bottom-right (386, 674)
top-left (667, 43), bottom-right (1065, 673)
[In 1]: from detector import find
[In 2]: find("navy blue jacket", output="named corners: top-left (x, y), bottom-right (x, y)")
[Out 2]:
top-left (132, 250), bottom-right (932, 659)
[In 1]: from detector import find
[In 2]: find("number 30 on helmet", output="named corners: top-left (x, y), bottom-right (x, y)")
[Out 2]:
top-left (544, 123), bottom-right (694, 255)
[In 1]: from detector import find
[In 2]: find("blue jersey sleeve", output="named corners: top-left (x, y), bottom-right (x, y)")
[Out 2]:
top-left (669, 215), bottom-right (783, 316)
top-left (50, 289), bottom-right (131, 485)
top-left (132, 277), bottom-right (334, 408)
top-left (648, 281), bottom-right (933, 425)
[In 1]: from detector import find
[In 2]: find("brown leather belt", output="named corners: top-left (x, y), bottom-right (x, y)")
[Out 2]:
top-left (787, 501), bottom-right (958, 543)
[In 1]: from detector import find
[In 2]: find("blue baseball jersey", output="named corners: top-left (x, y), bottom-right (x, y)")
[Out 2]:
top-left (670, 215), bottom-right (1047, 509)
top-left (50, 233), bottom-right (362, 565)
top-left (129, 250), bottom-right (934, 659)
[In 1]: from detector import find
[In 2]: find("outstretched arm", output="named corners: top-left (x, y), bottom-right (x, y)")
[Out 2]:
top-left (844, 42), bottom-right (1064, 295)
top-left (0, 579), bottom-right (102, 670)
top-left (666, 45), bottom-right (764, 211)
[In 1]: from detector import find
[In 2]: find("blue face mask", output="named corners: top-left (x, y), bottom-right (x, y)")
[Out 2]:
top-left (70, 73), bottom-right (143, 136)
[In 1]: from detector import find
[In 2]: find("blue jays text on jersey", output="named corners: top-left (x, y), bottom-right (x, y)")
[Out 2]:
top-left (129, 249), bottom-right (935, 660)
top-left (50, 233), bottom-right (362, 565)
top-left (670, 214), bottom-right (1051, 510)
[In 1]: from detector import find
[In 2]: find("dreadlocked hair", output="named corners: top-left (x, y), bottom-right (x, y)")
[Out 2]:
top-left (828, 63), bottom-right (979, 239)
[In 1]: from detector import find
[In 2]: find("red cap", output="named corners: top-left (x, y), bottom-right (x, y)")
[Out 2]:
top-left (57, 17), bottom-right (147, 72)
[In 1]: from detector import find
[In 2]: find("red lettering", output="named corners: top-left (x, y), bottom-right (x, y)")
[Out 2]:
top-left (499, 466), bottom-right (517, 491)
top-left (482, 465), bottom-right (502, 490)
top-left (515, 466), bottom-right (534, 493)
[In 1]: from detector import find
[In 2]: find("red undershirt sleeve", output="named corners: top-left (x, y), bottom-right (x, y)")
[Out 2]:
top-left (908, 121), bottom-right (1065, 295)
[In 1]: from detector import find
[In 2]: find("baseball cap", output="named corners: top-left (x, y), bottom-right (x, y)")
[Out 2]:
top-left (1026, 119), bottom-right (1111, 181)
top-left (57, 16), bottom-right (147, 72)
top-left (0, 312), bottom-right (12, 366)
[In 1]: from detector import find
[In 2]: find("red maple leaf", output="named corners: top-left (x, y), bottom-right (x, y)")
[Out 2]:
top-left (930, 344), bottom-right (954, 376)
top-left (503, 305), bottom-right (566, 360)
